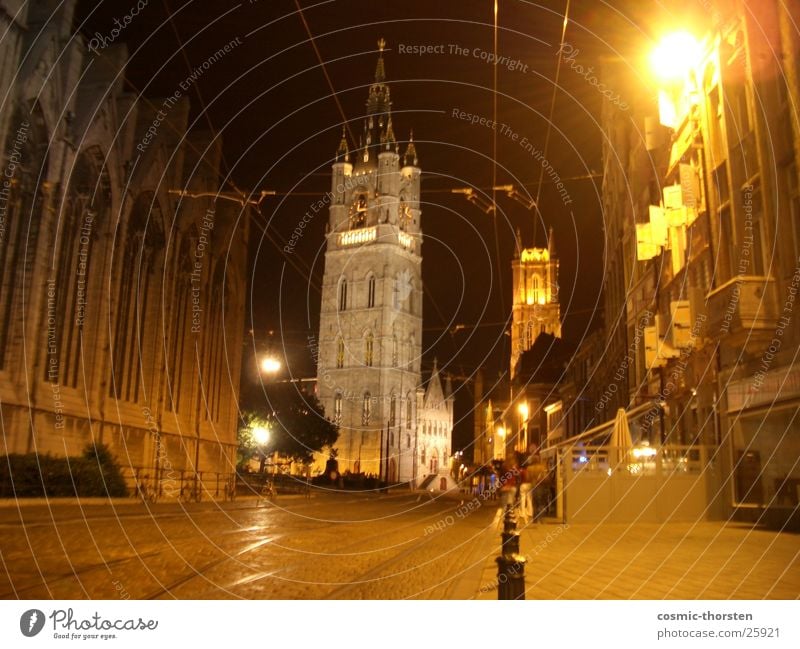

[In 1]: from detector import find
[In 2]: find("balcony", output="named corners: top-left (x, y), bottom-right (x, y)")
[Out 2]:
top-left (706, 275), bottom-right (778, 345)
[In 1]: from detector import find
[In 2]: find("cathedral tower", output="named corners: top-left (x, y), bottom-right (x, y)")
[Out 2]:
top-left (510, 227), bottom-right (561, 377)
top-left (317, 40), bottom-right (423, 483)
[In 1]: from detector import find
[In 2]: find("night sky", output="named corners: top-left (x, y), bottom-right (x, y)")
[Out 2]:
top-left (74, 0), bottom-right (708, 452)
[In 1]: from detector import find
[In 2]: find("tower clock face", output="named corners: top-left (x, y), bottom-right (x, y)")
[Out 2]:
top-left (349, 194), bottom-right (367, 228)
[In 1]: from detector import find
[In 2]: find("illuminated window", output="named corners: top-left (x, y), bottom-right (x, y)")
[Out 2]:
top-left (334, 393), bottom-right (342, 425)
top-left (365, 333), bottom-right (374, 366)
top-left (336, 338), bottom-right (344, 368)
top-left (362, 392), bottom-right (371, 425)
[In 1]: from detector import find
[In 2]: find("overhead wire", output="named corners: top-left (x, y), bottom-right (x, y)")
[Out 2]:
top-left (533, 0), bottom-right (571, 245)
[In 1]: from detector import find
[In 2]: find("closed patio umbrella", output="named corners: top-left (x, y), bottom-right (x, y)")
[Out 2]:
top-left (608, 408), bottom-right (633, 469)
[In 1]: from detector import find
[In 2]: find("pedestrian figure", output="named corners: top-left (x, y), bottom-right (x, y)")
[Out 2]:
top-left (518, 453), bottom-right (534, 524)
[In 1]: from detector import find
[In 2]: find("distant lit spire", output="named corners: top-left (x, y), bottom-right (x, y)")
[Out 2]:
top-left (404, 130), bottom-right (418, 166)
top-left (336, 126), bottom-right (349, 162)
top-left (375, 38), bottom-right (386, 82)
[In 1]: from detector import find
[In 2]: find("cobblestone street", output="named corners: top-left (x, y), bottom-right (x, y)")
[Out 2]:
top-left (0, 493), bottom-right (496, 600)
top-left (1, 494), bottom-right (798, 599)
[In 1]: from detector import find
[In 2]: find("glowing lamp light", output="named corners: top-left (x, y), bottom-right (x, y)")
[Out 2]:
top-left (632, 445), bottom-right (658, 459)
top-left (496, 426), bottom-right (506, 438)
top-left (651, 31), bottom-right (701, 82)
top-left (252, 426), bottom-right (270, 445)
top-left (260, 356), bottom-right (281, 374)
top-left (518, 402), bottom-right (529, 420)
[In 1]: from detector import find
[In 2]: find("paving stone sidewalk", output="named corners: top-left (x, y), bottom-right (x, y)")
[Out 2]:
top-left (472, 514), bottom-right (800, 599)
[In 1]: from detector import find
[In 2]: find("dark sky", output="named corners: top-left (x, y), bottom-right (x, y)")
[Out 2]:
top-left (74, 0), bottom-right (706, 452)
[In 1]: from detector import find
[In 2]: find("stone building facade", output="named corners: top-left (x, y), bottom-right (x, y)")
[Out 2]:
top-left (510, 229), bottom-right (561, 378)
top-left (416, 361), bottom-right (454, 479)
top-left (0, 1), bottom-right (249, 498)
top-left (597, 0), bottom-right (800, 520)
top-left (316, 42), bottom-right (427, 484)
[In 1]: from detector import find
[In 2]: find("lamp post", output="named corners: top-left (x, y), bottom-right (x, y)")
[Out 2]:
top-left (252, 424), bottom-right (270, 474)
top-left (496, 454), bottom-right (526, 599)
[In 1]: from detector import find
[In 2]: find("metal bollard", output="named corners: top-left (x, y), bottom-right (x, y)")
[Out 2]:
top-left (496, 492), bottom-right (526, 599)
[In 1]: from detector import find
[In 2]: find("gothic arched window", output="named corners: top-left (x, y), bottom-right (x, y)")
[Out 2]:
top-left (110, 192), bottom-right (165, 404)
top-left (338, 278), bottom-right (347, 311)
top-left (364, 332), bottom-right (374, 367)
top-left (336, 338), bottom-right (345, 368)
top-left (367, 274), bottom-right (376, 307)
top-left (0, 102), bottom-right (49, 370)
top-left (333, 392), bottom-right (343, 425)
top-left (166, 236), bottom-right (192, 413)
top-left (362, 392), bottom-right (371, 425)
top-left (51, 146), bottom-right (111, 388)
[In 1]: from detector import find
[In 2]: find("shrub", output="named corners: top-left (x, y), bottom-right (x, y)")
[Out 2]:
top-left (0, 443), bottom-right (127, 498)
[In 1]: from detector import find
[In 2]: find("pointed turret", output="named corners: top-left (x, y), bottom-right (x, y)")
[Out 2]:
top-left (374, 37), bottom-right (386, 82)
top-left (335, 127), bottom-right (349, 162)
top-left (383, 117), bottom-right (396, 151)
top-left (404, 130), bottom-right (418, 167)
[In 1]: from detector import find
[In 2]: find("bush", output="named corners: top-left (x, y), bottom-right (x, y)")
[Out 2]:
top-left (0, 443), bottom-right (127, 498)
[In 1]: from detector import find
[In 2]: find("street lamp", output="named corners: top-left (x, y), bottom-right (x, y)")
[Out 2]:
top-left (260, 356), bottom-right (281, 374)
top-left (252, 424), bottom-right (270, 473)
top-left (650, 31), bottom-right (701, 82)
top-left (252, 425), bottom-right (270, 445)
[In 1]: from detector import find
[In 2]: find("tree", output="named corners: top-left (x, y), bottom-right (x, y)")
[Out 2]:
top-left (238, 383), bottom-right (338, 466)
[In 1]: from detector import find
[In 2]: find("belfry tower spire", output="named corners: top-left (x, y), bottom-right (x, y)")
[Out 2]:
top-left (316, 38), bottom-right (424, 485)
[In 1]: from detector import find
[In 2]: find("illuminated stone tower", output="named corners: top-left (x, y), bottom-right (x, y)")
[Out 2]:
top-left (316, 40), bottom-right (423, 483)
top-left (510, 227), bottom-right (561, 377)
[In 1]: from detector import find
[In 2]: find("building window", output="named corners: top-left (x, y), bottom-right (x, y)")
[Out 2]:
top-left (742, 182), bottom-right (765, 276)
top-left (51, 147), bottom-right (111, 388)
top-left (367, 274), bottom-right (376, 308)
top-left (406, 393), bottom-right (412, 428)
top-left (339, 278), bottom-right (347, 311)
top-left (364, 333), bottom-right (374, 366)
top-left (110, 192), bottom-right (164, 403)
top-left (421, 447), bottom-right (426, 465)
top-left (785, 162), bottom-right (800, 264)
top-left (362, 392), bottom-right (371, 425)
top-left (389, 394), bottom-right (396, 427)
top-left (334, 392), bottom-right (342, 425)
top-left (391, 336), bottom-right (398, 367)
top-left (336, 338), bottom-right (344, 368)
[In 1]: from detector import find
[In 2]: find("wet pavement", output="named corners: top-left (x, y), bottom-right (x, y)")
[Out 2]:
top-left (0, 492), bottom-right (496, 599)
top-left (1, 492), bottom-right (797, 599)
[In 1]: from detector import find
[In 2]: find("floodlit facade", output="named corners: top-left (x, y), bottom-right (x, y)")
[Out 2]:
top-left (316, 41), bottom-right (452, 485)
top-left (0, 1), bottom-right (249, 498)
top-left (598, 0), bottom-right (800, 522)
